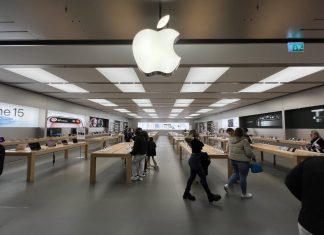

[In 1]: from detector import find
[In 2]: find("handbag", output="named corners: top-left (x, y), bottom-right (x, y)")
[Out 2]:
top-left (250, 162), bottom-right (263, 173)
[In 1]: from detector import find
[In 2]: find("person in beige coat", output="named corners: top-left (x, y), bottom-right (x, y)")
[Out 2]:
top-left (224, 128), bottom-right (256, 199)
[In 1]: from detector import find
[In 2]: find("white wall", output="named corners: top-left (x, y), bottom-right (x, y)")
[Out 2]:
top-left (0, 84), bottom-right (129, 139)
top-left (197, 85), bottom-right (324, 139)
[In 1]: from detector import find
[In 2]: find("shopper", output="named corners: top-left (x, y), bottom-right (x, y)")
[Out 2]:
top-left (125, 128), bottom-right (133, 142)
top-left (146, 137), bottom-right (158, 170)
top-left (226, 128), bottom-right (235, 137)
top-left (307, 130), bottom-right (324, 153)
top-left (183, 130), bottom-right (221, 203)
top-left (224, 128), bottom-right (256, 199)
top-left (243, 128), bottom-right (252, 143)
top-left (130, 128), bottom-right (147, 181)
top-left (285, 157), bottom-right (324, 235)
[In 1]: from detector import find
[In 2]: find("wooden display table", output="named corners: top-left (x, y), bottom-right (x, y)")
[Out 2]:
top-left (208, 137), bottom-right (229, 151)
top-left (90, 142), bottom-right (133, 184)
top-left (251, 136), bottom-right (308, 147)
top-left (5, 142), bottom-right (88, 182)
top-left (148, 132), bottom-right (159, 141)
top-left (251, 143), bottom-right (324, 166)
top-left (199, 134), bottom-right (214, 144)
top-left (178, 142), bottom-right (232, 178)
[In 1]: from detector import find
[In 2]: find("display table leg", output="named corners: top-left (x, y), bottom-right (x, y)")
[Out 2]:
top-left (273, 155), bottom-right (277, 167)
top-left (179, 146), bottom-right (183, 161)
top-left (126, 156), bottom-right (132, 184)
top-left (90, 156), bottom-right (97, 184)
top-left (64, 149), bottom-right (68, 159)
top-left (27, 155), bottom-right (36, 183)
top-left (84, 144), bottom-right (88, 159)
top-left (260, 151), bottom-right (264, 162)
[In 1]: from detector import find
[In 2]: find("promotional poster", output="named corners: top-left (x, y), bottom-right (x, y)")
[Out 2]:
top-left (47, 110), bottom-right (85, 128)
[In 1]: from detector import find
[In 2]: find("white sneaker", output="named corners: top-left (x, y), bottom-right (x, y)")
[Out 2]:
top-left (224, 184), bottom-right (229, 193)
top-left (137, 177), bottom-right (144, 181)
top-left (139, 173), bottom-right (146, 177)
top-left (131, 176), bottom-right (139, 181)
top-left (241, 193), bottom-right (253, 199)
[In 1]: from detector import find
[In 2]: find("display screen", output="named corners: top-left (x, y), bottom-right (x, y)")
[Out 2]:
top-left (47, 110), bottom-right (85, 128)
top-left (239, 111), bottom-right (282, 128)
top-left (0, 102), bottom-right (39, 127)
top-left (89, 117), bottom-right (109, 128)
top-left (285, 105), bottom-right (324, 129)
top-left (219, 117), bottom-right (239, 129)
top-left (138, 122), bottom-right (189, 130)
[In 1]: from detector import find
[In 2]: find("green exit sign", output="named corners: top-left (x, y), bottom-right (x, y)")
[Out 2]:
top-left (288, 42), bottom-right (304, 52)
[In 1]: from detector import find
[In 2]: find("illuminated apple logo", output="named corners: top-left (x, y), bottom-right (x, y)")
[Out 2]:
top-left (132, 15), bottom-right (181, 76)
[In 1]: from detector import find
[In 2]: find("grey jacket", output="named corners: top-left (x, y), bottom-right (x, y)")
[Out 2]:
top-left (228, 137), bottom-right (255, 162)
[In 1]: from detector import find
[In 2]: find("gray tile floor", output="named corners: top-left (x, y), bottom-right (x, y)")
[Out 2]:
top-left (0, 136), bottom-right (300, 235)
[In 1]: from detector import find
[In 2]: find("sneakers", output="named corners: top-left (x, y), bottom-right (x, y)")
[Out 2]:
top-left (224, 184), bottom-right (229, 193)
top-left (208, 193), bottom-right (222, 203)
top-left (183, 192), bottom-right (196, 201)
top-left (131, 176), bottom-right (144, 181)
top-left (241, 193), bottom-right (253, 199)
top-left (139, 173), bottom-right (146, 177)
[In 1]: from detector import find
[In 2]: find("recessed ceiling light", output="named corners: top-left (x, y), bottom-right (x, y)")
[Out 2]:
top-left (185, 117), bottom-right (193, 119)
top-left (96, 68), bottom-right (140, 83)
top-left (210, 99), bottom-right (240, 107)
top-left (171, 109), bottom-right (183, 113)
top-left (185, 67), bottom-right (230, 82)
top-left (114, 109), bottom-right (130, 113)
top-left (115, 84), bottom-right (145, 93)
top-left (169, 113), bottom-right (179, 117)
top-left (261, 67), bottom-right (324, 83)
top-left (48, 84), bottom-right (89, 93)
top-left (5, 68), bottom-right (66, 83)
top-left (239, 83), bottom-right (281, 93)
top-left (180, 67), bottom-right (229, 92)
top-left (143, 109), bottom-right (156, 113)
top-left (132, 99), bottom-right (152, 107)
top-left (180, 84), bottom-right (211, 93)
top-left (174, 99), bottom-right (195, 107)
top-left (151, 117), bottom-right (159, 119)
top-left (189, 114), bottom-right (200, 117)
top-left (148, 113), bottom-right (158, 116)
top-left (196, 109), bottom-right (213, 113)
top-left (88, 99), bottom-right (118, 107)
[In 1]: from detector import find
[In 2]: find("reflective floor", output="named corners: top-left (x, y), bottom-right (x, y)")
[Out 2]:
top-left (0, 136), bottom-right (300, 235)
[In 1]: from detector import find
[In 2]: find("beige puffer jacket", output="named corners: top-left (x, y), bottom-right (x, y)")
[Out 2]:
top-left (228, 136), bottom-right (255, 162)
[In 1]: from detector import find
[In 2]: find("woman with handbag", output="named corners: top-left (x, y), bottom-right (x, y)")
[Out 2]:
top-left (183, 130), bottom-right (221, 203)
top-left (224, 128), bottom-right (256, 199)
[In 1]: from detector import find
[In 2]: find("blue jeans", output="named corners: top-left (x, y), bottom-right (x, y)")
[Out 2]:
top-left (228, 160), bottom-right (250, 195)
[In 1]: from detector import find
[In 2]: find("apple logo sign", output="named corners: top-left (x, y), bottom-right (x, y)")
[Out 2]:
top-left (132, 15), bottom-right (181, 76)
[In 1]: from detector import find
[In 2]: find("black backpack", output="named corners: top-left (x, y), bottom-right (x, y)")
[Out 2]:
top-left (0, 144), bottom-right (5, 175)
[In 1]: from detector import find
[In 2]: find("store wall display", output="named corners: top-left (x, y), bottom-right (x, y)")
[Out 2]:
top-left (218, 117), bottom-right (239, 129)
top-left (0, 102), bottom-right (39, 127)
top-left (47, 110), bottom-right (85, 128)
top-left (285, 105), bottom-right (324, 129)
top-left (47, 128), bottom-right (62, 137)
top-left (138, 122), bottom-right (189, 130)
top-left (77, 128), bottom-right (86, 140)
top-left (240, 111), bottom-right (282, 128)
top-left (89, 117), bottom-right (109, 128)
top-left (113, 120), bottom-right (121, 132)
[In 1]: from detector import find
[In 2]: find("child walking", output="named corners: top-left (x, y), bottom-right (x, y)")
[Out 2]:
top-left (146, 137), bottom-right (158, 170)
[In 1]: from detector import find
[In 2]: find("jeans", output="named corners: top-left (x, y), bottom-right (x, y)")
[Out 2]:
top-left (228, 160), bottom-right (250, 195)
top-left (131, 154), bottom-right (146, 177)
top-left (298, 223), bottom-right (313, 235)
top-left (185, 153), bottom-right (212, 197)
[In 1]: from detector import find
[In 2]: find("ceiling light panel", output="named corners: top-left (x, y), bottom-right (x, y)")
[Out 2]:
top-left (96, 68), bottom-right (141, 83)
top-left (239, 83), bottom-right (281, 93)
top-left (174, 99), bottom-right (195, 107)
top-left (48, 84), bottom-right (89, 93)
top-left (88, 99), bottom-right (118, 106)
top-left (261, 67), bottom-right (324, 83)
top-left (171, 109), bottom-right (183, 113)
top-left (196, 109), bottom-right (213, 113)
top-left (143, 109), bottom-right (156, 113)
top-left (169, 113), bottom-right (179, 116)
top-left (114, 109), bottom-right (130, 113)
top-left (115, 84), bottom-right (145, 93)
top-left (5, 68), bottom-right (66, 83)
top-left (185, 117), bottom-right (193, 119)
top-left (210, 99), bottom-right (240, 107)
top-left (132, 99), bottom-right (152, 107)
top-left (185, 67), bottom-right (230, 82)
top-left (180, 84), bottom-right (211, 93)
top-left (189, 114), bottom-right (200, 117)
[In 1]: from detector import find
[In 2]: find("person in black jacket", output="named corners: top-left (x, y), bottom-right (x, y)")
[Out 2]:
top-left (183, 130), bottom-right (221, 203)
top-left (243, 128), bottom-right (252, 144)
top-left (307, 130), bottom-right (324, 153)
top-left (0, 144), bottom-right (5, 175)
top-left (125, 128), bottom-right (133, 142)
top-left (130, 128), bottom-right (147, 181)
top-left (146, 137), bottom-right (158, 170)
top-left (285, 157), bottom-right (324, 235)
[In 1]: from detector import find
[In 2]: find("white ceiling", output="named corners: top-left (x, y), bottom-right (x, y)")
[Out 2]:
top-left (0, 1), bottom-right (324, 120)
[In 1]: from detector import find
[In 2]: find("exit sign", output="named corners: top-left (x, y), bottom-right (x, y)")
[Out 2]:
top-left (288, 42), bottom-right (304, 52)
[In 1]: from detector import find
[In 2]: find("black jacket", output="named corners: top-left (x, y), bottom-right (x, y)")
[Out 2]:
top-left (0, 144), bottom-right (5, 175)
top-left (147, 141), bottom-right (156, 156)
top-left (285, 157), bottom-right (324, 234)
top-left (130, 135), bottom-right (147, 155)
